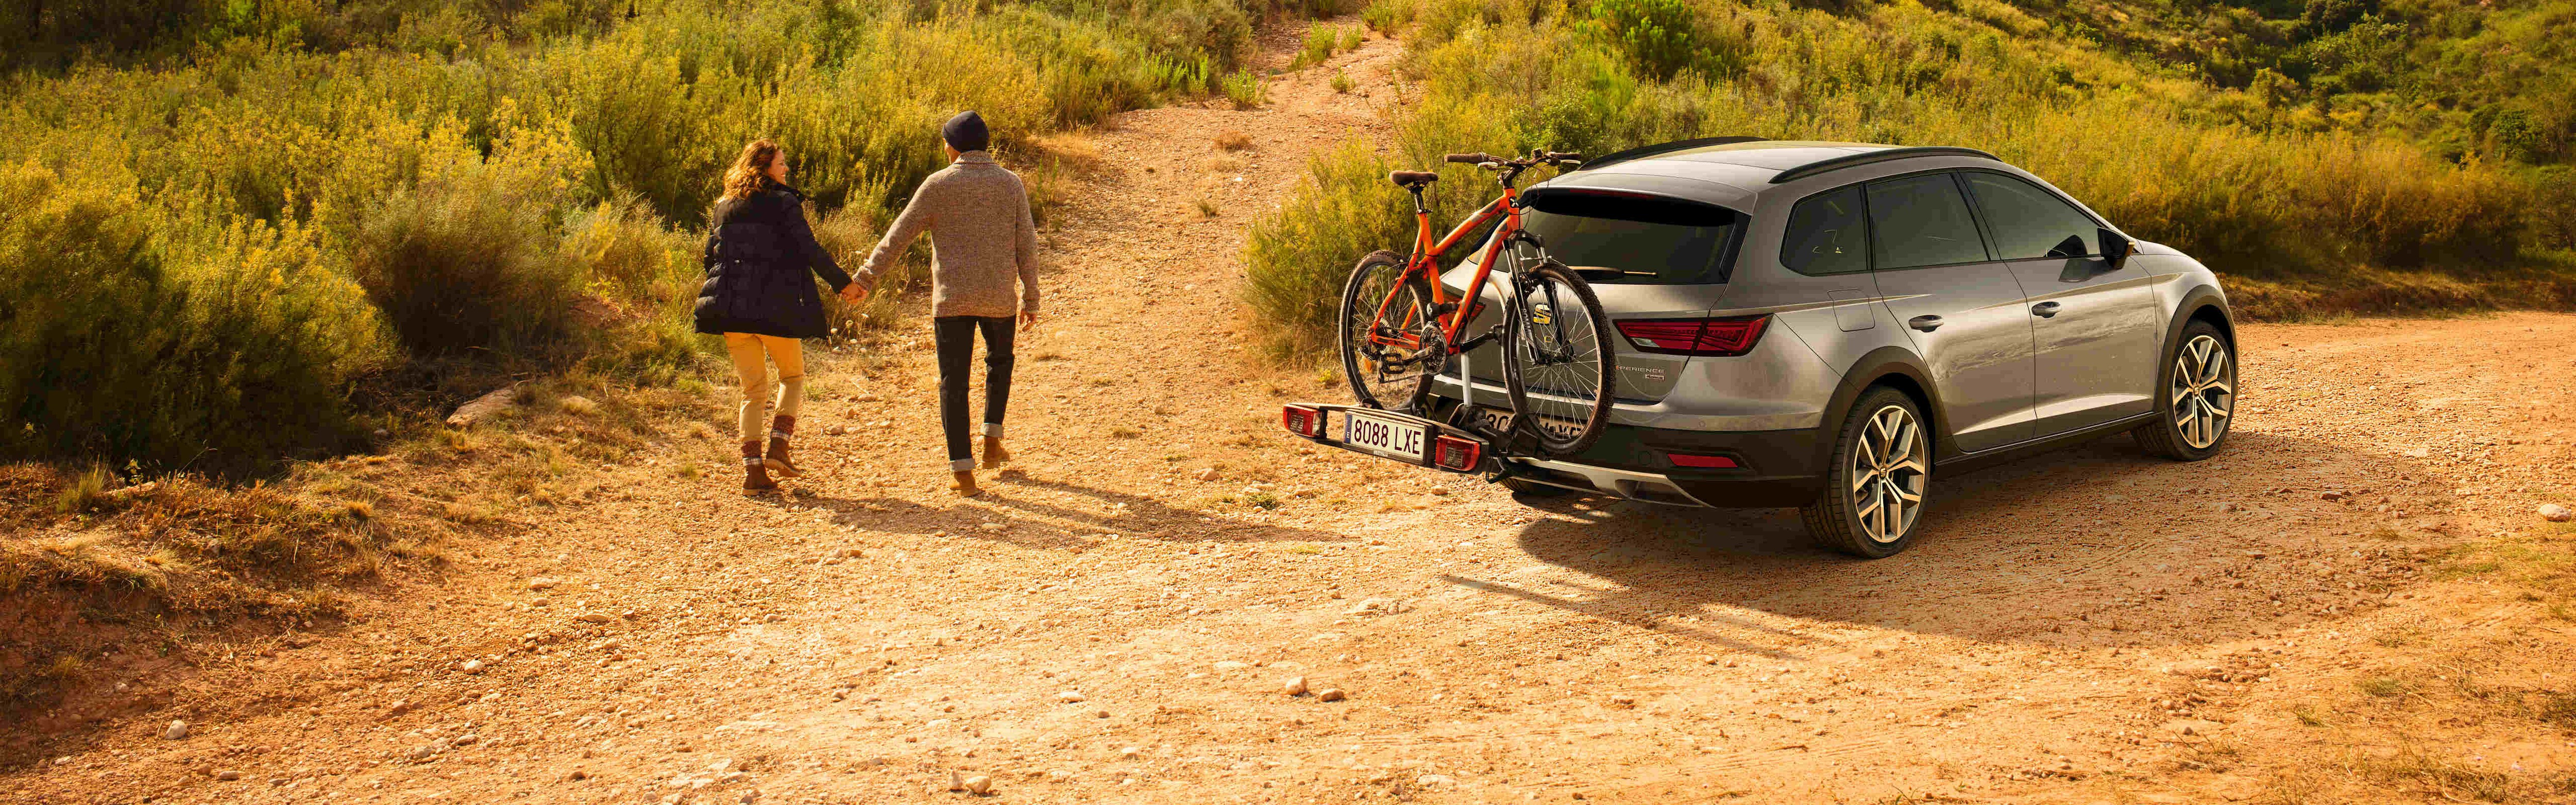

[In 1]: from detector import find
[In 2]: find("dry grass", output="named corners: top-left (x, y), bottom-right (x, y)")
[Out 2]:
top-left (1214, 129), bottom-right (1254, 151)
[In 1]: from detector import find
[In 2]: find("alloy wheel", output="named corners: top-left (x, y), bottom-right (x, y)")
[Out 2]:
top-left (2170, 334), bottom-right (2233, 449)
top-left (1848, 405), bottom-right (1928, 544)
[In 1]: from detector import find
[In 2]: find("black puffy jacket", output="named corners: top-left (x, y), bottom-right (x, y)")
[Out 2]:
top-left (693, 183), bottom-right (854, 339)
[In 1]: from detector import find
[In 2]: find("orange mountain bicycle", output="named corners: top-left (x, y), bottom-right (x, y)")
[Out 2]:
top-left (1337, 149), bottom-right (1616, 457)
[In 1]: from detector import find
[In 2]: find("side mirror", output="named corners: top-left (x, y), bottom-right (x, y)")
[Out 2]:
top-left (2099, 228), bottom-right (2134, 269)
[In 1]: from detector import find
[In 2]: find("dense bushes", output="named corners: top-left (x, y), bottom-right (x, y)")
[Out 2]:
top-left (0, 161), bottom-right (392, 476)
top-left (2, 0), bottom-right (1320, 475)
top-left (1245, 0), bottom-right (2560, 358)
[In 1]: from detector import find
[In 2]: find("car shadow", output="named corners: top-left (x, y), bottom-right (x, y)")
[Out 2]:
top-left (1447, 430), bottom-right (2436, 654)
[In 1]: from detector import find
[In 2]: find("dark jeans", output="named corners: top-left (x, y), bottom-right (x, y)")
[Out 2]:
top-left (934, 315), bottom-right (1015, 471)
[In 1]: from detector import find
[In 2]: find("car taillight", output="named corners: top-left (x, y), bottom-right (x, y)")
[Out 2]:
top-left (1281, 405), bottom-right (1323, 437)
top-left (1668, 452), bottom-right (1740, 469)
top-left (1616, 314), bottom-right (1770, 356)
top-left (1432, 435), bottom-right (1481, 471)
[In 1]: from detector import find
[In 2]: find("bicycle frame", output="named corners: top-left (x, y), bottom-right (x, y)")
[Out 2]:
top-left (1366, 187), bottom-right (1524, 356)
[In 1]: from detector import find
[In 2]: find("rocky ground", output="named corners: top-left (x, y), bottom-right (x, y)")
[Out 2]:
top-left (8, 23), bottom-right (2576, 805)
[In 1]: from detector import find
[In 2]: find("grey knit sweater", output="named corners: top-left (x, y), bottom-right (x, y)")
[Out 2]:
top-left (851, 151), bottom-right (1040, 319)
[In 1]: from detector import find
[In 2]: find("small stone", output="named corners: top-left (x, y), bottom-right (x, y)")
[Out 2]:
top-left (1316, 688), bottom-right (1347, 702)
top-left (462, 659), bottom-right (485, 674)
top-left (569, 770), bottom-right (589, 781)
top-left (163, 720), bottom-right (189, 740)
top-left (963, 775), bottom-right (993, 795)
top-left (1213, 661), bottom-right (1250, 671)
top-left (948, 770), bottom-right (965, 791)
top-left (528, 577), bottom-right (558, 591)
top-left (1429, 486), bottom-right (1449, 495)
top-left (1048, 769), bottom-right (1073, 782)
top-left (1416, 774), bottom-right (1456, 789)
top-left (2319, 490), bottom-right (2346, 501)
top-left (1197, 468), bottom-right (1221, 482)
top-left (979, 523), bottom-right (1006, 531)
top-left (577, 613), bottom-right (615, 624)
top-left (840, 547), bottom-right (866, 558)
top-left (2541, 503), bottom-right (2573, 522)
top-left (1611, 694), bottom-right (1636, 707)
top-left (1283, 676), bottom-right (1308, 696)
top-left (386, 699), bottom-right (414, 716)
top-left (453, 733), bottom-right (478, 746)
top-left (1120, 746), bottom-right (1142, 759)
top-left (1057, 691), bottom-right (1087, 703)
top-left (1094, 709), bottom-right (1111, 718)
top-left (216, 770), bottom-right (242, 781)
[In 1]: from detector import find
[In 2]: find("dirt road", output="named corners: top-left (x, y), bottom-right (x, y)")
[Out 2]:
top-left (10, 26), bottom-right (2576, 805)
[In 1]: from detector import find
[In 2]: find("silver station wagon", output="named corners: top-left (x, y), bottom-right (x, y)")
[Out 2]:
top-left (1427, 138), bottom-right (2237, 558)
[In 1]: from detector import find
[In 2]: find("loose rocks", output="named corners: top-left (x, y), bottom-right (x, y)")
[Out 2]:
top-left (1056, 691), bottom-right (1087, 704)
top-left (2543, 503), bottom-right (2573, 522)
top-left (162, 720), bottom-right (189, 740)
top-left (963, 775), bottom-right (993, 795)
top-left (1282, 676), bottom-right (1308, 696)
top-left (1316, 688), bottom-right (1347, 702)
top-left (215, 770), bottom-right (242, 781)
top-left (1196, 468), bottom-right (1221, 482)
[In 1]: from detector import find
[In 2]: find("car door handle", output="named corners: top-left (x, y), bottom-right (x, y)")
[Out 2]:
top-left (2030, 301), bottom-right (2063, 318)
top-left (1908, 315), bottom-right (1943, 332)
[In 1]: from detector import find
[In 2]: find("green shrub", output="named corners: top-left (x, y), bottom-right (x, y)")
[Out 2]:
top-left (1583, 0), bottom-right (1732, 80)
top-left (0, 160), bottom-right (393, 476)
top-left (1363, 0), bottom-right (1419, 32)
top-left (349, 135), bottom-right (588, 357)
top-left (1222, 70), bottom-right (1267, 109)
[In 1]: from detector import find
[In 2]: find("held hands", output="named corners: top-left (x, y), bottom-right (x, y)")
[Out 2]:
top-left (838, 284), bottom-right (869, 304)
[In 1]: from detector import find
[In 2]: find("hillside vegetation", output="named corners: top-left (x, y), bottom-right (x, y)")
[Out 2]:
top-left (1246, 0), bottom-right (2576, 358)
top-left (0, 0), bottom-right (1350, 477)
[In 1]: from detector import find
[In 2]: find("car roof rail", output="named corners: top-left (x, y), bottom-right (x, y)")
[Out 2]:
top-left (1575, 136), bottom-right (1768, 171)
top-left (1769, 146), bottom-right (1999, 184)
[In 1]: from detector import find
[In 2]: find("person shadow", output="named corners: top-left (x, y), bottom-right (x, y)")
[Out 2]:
top-left (1440, 430), bottom-right (2436, 657)
top-left (747, 469), bottom-right (1351, 550)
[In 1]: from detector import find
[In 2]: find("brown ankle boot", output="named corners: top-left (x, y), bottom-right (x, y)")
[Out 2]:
top-left (980, 436), bottom-right (1011, 469)
top-left (741, 441), bottom-right (776, 491)
top-left (950, 470), bottom-right (980, 498)
top-left (764, 415), bottom-right (802, 478)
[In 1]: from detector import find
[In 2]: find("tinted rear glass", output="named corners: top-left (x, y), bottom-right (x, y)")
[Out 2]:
top-left (1519, 193), bottom-right (1738, 284)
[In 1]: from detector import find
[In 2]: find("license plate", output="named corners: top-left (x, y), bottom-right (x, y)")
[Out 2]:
top-left (1343, 410), bottom-right (1427, 462)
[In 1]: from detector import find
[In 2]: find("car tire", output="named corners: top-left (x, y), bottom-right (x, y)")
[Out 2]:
top-left (1499, 477), bottom-right (1570, 498)
top-left (1801, 386), bottom-right (1933, 559)
top-left (2133, 320), bottom-right (2235, 461)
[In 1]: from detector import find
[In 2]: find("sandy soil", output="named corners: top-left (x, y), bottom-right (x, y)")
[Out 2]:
top-left (9, 25), bottom-right (2576, 805)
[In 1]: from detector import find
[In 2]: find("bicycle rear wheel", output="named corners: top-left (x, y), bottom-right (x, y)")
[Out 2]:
top-left (1501, 260), bottom-right (1616, 456)
top-left (1338, 250), bottom-right (1439, 412)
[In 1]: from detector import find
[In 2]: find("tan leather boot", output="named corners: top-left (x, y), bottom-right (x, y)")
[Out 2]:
top-left (764, 415), bottom-right (802, 478)
top-left (980, 436), bottom-right (1011, 469)
top-left (950, 470), bottom-right (980, 498)
top-left (741, 441), bottom-right (775, 492)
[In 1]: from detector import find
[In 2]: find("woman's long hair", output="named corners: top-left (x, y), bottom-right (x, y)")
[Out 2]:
top-left (721, 139), bottom-right (782, 201)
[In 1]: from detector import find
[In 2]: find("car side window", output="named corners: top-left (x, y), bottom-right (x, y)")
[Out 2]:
top-left (1961, 172), bottom-right (2099, 260)
top-left (1780, 185), bottom-right (1869, 276)
top-left (1865, 173), bottom-right (1990, 269)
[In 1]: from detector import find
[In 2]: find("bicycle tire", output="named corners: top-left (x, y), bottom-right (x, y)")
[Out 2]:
top-left (1500, 260), bottom-right (1616, 456)
top-left (1337, 250), bottom-right (1438, 412)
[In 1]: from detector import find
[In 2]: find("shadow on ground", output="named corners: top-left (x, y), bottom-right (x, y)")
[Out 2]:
top-left (1446, 430), bottom-right (2440, 654)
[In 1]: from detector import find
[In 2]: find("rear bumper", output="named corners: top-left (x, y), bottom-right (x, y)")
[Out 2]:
top-left (1425, 396), bottom-right (1825, 508)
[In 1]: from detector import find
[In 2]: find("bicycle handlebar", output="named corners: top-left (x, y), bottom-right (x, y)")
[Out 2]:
top-left (1444, 152), bottom-right (1499, 165)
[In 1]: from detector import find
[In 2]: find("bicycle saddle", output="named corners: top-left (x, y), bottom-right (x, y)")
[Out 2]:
top-left (1388, 170), bottom-right (1439, 187)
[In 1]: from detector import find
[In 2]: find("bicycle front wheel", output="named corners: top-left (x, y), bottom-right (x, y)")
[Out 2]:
top-left (1338, 250), bottom-right (1438, 412)
top-left (1501, 260), bottom-right (1616, 456)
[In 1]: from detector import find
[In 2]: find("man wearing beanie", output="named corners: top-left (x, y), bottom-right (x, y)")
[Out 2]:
top-left (848, 110), bottom-right (1041, 498)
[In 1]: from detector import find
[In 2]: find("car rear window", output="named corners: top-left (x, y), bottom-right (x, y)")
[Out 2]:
top-left (1518, 193), bottom-right (1739, 284)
